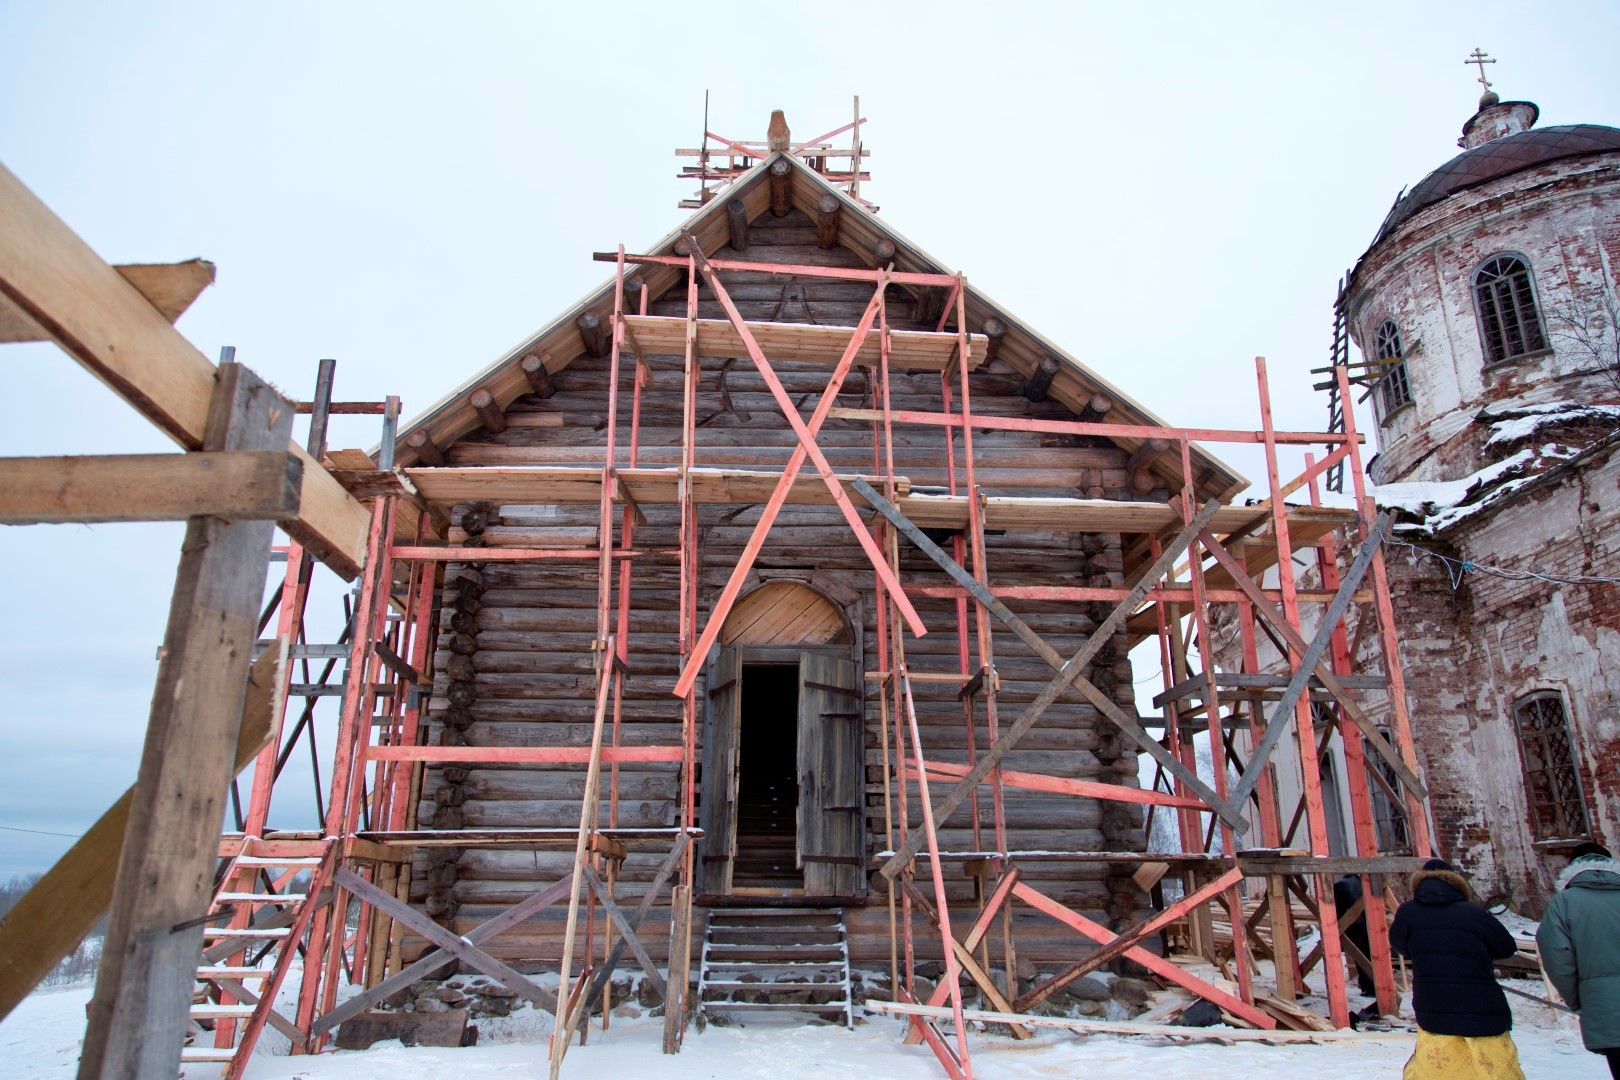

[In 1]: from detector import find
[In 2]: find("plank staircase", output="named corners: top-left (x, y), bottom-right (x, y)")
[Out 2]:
top-left (697, 907), bottom-right (854, 1028)
top-left (183, 842), bottom-right (329, 1074)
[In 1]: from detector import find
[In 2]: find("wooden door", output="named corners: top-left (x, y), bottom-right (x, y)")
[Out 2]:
top-left (797, 653), bottom-right (866, 897)
top-left (697, 647), bottom-right (742, 895)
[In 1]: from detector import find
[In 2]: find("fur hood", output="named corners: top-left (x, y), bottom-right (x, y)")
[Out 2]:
top-left (1409, 866), bottom-right (1473, 902)
top-left (1555, 856), bottom-right (1620, 892)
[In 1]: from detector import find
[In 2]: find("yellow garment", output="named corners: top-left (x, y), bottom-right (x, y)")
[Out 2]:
top-left (1402, 1028), bottom-right (1526, 1080)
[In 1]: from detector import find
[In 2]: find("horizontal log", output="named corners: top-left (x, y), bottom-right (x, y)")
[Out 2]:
top-left (0, 451), bottom-right (302, 525)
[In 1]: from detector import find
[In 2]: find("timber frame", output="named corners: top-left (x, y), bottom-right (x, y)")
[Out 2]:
top-left (0, 143), bottom-right (1433, 1080)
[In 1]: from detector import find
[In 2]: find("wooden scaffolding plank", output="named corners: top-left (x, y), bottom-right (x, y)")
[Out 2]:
top-left (621, 314), bottom-right (986, 372)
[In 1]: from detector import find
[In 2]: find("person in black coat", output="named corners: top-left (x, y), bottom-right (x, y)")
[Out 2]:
top-left (1389, 859), bottom-right (1524, 1078)
top-left (1334, 873), bottom-right (1377, 997)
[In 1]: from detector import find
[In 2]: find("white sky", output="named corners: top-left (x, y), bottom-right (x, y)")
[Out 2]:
top-left (1, 1), bottom-right (1616, 879)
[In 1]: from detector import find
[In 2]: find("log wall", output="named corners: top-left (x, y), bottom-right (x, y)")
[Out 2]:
top-left (410, 209), bottom-right (1153, 965)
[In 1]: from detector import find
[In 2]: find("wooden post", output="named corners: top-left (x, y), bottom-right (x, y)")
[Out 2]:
top-left (576, 311), bottom-right (608, 358)
top-left (1022, 356), bottom-right (1061, 402)
top-left (981, 317), bottom-right (1006, 365)
top-left (815, 194), bottom-right (841, 249)
top-left (520, 352), bottom-right (557, 398)
top-left (405, 428), bottom-right (444, 466)
top-left (77, 360), bottom-right (293, 1080)
top-left (726, 198), bottom-right (749, 251)
top-left (662, 883), bottom-right (692, 1053)
top-left (623, 280), bottom-right (644, 319)
top-left (470, 388), bottom-right (508, 434)
top-left (768, 157), bottom-right (793, 218)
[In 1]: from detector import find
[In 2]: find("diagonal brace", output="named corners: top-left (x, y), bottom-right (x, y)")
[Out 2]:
top-left (333, 868), bottom-right (558, 1013)
top-left (582, 865), bottom-right (666, 1002)
top-left (580, 833), bottom-right (689, 1016)
top-left (1217, 513), bottom-right (1419, 808)
top-left (868, 484), bottom-right (1242, 878)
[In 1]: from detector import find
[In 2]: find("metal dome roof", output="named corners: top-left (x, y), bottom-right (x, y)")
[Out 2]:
top-left (1365, 123), bottom-right (1620, 254)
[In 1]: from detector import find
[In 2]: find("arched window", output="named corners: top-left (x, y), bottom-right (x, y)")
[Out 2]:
top-left (1473, 255), bottom-right (1547, 365)
top-left (1372, 318), bottom-right (1412, 419)
top-left (1512, 692), bottom-right (1590, 841)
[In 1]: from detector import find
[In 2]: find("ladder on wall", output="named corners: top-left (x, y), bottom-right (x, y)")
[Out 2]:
top-left (184, 840), bottom-right (336, 1075)
top-left (1323, 276), bottom-right (1352, 494)
top-left (696, 908), bottom-right (854, 1028)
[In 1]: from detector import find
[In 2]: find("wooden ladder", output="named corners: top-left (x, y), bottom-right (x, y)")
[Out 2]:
top-left (696, 907), bottom-right (854, 1029)
top-left (184, 841), bottom-right (335, 1076)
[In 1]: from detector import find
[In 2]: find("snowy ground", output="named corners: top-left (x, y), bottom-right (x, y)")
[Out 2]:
top-left (2, 980), bottom-right (1604, 1079)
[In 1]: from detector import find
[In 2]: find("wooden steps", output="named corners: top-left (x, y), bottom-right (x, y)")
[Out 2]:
top-left (697, 907), bottom-right (853, 1028)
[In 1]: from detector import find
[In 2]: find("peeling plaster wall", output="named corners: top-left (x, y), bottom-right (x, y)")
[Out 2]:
top-left (1346, 156), bottom-right (1620, 485)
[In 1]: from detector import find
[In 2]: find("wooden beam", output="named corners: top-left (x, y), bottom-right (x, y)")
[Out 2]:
top-left (576, 311), bottom-right (608, 359)
top-left (520, 352), bottom-right (557, 398)
top-left (874, 239), bottom-right (898, 268)
top-left (0, 259), bottom-right (215, 343)
top-left (79, 363), bottom-right (293, 1079)
top-left (404, 429), bottom-right (444, 467)
top-left (470, 388), bottom-right (508, 434)
top-left (1079, 393), bottom-right (1114, 423)
top-left (866, 1001), bottom-right (1398, 1043)
top-left (0, 646), bottom-right (281, 1023)
top-left (0, 451), bottom-right (302, 525)
top-left (726, 198), bottom-right (749, 251)
top-left (1022, 356), bottom-right (1060, 402)
top-left (581, 834), bottom-right (689, 1016)
top-left (768, 157), bottom-right (792, 217)
top-left (815, 194), bottom-right (841, 250)
top-left (980, 317), bottom-right (1006, 365)
top-left (0, 164), bottom-right (370, 579)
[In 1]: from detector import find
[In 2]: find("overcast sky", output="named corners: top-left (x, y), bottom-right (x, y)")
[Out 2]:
top-left (1, 2), bottom-right (1616, 879)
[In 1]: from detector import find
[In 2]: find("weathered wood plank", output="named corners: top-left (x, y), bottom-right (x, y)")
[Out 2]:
top-left (0, 451), bottom-right (302, 525)
top-left (79, 364), bottom-right (293, 1080)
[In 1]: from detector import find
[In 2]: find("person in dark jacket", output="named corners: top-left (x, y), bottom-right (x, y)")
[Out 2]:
top-left (1537, 841), bottom-right (1620, 1078)
top-left (1333, 873), bottom-right (1377, 997)
top-left (1389, 858), bottom-right (1524, 1079)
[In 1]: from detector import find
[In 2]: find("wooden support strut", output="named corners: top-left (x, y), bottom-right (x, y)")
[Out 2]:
top-left (815, 193), bottom-right (841, 249)
top-left (405, 429), bottom-right (444, 467)
top-left (520, 352), bottom-right (557, 398)
top-left (725, 198), bottom-right (749, 251)
top-left (768, 157), bottom-right (793, 217)
top-left (470, 388), bottom-right (508, 434)
top-left (78, 363), bottom-right (294, 1080)
top-left (980, 317), bottom-right (1006, 365)
top-left (863, 484), bottom-right (1243, 881)
top-left (576, 311), bottom-right (608, 359)
top-left (1021, 355), bottom-right (1060, 403)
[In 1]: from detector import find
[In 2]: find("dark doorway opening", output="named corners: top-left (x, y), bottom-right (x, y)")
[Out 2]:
top-left (733, 664), bottom-right (801, 890)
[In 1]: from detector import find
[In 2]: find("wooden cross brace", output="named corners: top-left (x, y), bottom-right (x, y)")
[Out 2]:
top-left (312, 874), bottom-right (577, 1036)
top-left (863, 481), bottom-right (1245, 880)
top-left (1011, 881), bottom-right (1275, 1030)
top-left (1207, 513), bottom-right (1425, 809)
top-left (332, 869), bottom-right (559, 1014)
top-left (900, 878), bottom-right (1032, 1039)
top-left (671, 237), bottom-right (925, 700)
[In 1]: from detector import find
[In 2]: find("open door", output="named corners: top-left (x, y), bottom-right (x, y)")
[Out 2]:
top-left (697, 647), bottom-right (741, 895)
top-left (797, 653), bottom-right (866, 897)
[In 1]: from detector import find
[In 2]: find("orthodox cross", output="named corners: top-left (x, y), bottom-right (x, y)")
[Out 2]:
top-left (1466, 48), bottom-right (1496, 93)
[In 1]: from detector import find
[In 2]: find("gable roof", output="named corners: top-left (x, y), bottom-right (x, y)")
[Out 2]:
top-left (392, 153), bottom-right (1246, 502)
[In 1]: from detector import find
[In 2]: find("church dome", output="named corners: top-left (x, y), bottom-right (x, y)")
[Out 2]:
top-left (1365, 123), bottom-right (1620, 253)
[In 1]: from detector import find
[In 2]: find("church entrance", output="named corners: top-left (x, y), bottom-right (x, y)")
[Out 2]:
top-left (696, 582), bottom-right (865, 900)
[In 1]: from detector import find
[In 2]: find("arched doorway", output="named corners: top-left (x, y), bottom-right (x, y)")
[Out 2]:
top-left (697, 582), bottom-right (864, 899)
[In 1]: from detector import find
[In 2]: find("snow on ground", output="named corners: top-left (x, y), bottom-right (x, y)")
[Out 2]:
top-left (3, 979), bottom-right (1605, 1079)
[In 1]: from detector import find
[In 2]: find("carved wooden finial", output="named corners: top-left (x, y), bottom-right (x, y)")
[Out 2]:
top-left (766, 110), bottom-right (790, 152)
